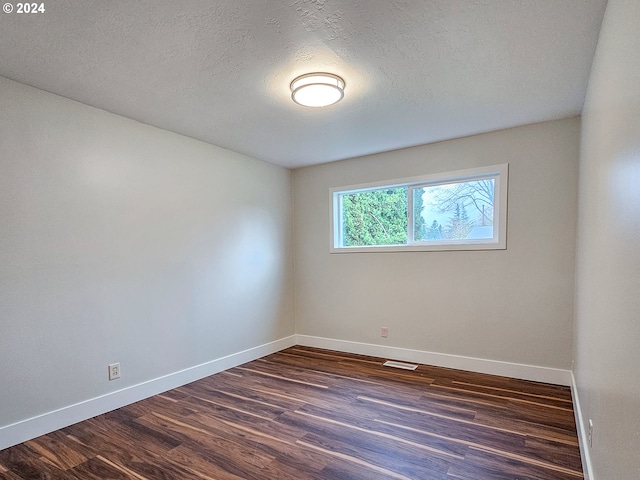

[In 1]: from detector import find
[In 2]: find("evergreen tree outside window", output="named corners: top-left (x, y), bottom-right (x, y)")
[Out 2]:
top-left (341, 187), bottom-right (408, 246)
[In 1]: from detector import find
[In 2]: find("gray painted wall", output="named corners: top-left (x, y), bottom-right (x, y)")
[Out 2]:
top-left (574, 0), bottom-right (640, 478)
top-left (293, 118), bottom-right (579, 369)
top-left (0, 77), bottom-right (294, 428)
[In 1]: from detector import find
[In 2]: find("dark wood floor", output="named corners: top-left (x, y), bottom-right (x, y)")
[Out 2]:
top-left (0, 346), bottom-right (583, 479)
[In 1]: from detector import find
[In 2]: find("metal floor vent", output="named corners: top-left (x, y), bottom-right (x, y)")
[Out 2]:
top-left (383, 360), bottom-right (418, 371)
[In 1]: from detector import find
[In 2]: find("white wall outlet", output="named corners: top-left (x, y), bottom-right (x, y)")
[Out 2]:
top-left (381, 327), bottom-right (389, 338)
top-left (588, 419), bottom-right (594, 448)
top-left (108, 363), bottom-right (120, 381)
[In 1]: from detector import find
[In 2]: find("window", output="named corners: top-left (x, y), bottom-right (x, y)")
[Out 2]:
top-left (331, 164), bottom-right (508, 252)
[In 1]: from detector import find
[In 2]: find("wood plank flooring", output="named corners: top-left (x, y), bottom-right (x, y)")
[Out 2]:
top-left (0, 346), bottom-right (583, 479)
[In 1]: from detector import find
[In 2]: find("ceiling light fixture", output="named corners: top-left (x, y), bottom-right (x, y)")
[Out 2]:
top-left (290, 73), bottom-right (345, 108)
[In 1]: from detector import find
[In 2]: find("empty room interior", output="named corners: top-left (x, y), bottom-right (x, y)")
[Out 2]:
top-left (1, 1), bottom-right (639, 479)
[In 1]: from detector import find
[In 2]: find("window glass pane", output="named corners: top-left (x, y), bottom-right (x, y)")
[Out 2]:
top-left (414, 178), bottom-right (495, 241)
top-left (331, 164), bottom-right (507, 252)
top-left (341, 187), bottom-right (408, 246)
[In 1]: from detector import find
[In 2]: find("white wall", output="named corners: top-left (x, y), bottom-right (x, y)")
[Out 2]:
top-left (574, 0), bottom-right (640, 478)
top-left (0, 77), bottom-right (294, 434)
top-left (294, 118), bottom-right (579, 371)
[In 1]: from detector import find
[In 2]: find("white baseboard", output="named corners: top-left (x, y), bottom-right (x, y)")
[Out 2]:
top-left (571, 372), bottom-right (595, 480)
top-left (295, 335), bottom-right (573, 386)
top-left (0, 335), bottom-right (297, 451)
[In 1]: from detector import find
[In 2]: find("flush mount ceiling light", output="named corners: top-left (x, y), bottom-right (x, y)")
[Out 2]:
top-left (290, 73), bottom-right (345, 107)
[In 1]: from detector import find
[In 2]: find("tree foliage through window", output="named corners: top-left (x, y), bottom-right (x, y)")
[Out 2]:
top-left (342, 188), bottom-right (408, 246)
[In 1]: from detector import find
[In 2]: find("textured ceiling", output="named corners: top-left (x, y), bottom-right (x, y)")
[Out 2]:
top-left (0, 0), bottom-right (607, 168)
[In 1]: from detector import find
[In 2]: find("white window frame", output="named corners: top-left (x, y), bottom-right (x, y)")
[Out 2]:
top-left (330, 164), bottom-right (508, 253)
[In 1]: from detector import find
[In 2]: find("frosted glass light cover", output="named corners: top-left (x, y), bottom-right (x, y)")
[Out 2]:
top-left (291, 73), bottom-right (345, 107)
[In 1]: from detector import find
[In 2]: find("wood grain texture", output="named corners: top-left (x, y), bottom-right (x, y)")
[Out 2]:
top-left (0, 346), bottom-right (583, 479)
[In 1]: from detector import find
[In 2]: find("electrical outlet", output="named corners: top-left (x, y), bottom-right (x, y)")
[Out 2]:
top-left (588, 419), bottom-right (594, 448)
top-left (381, 327), bottom-right (389, 338)
top-left (108, 363), bottom-right (120, 381)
